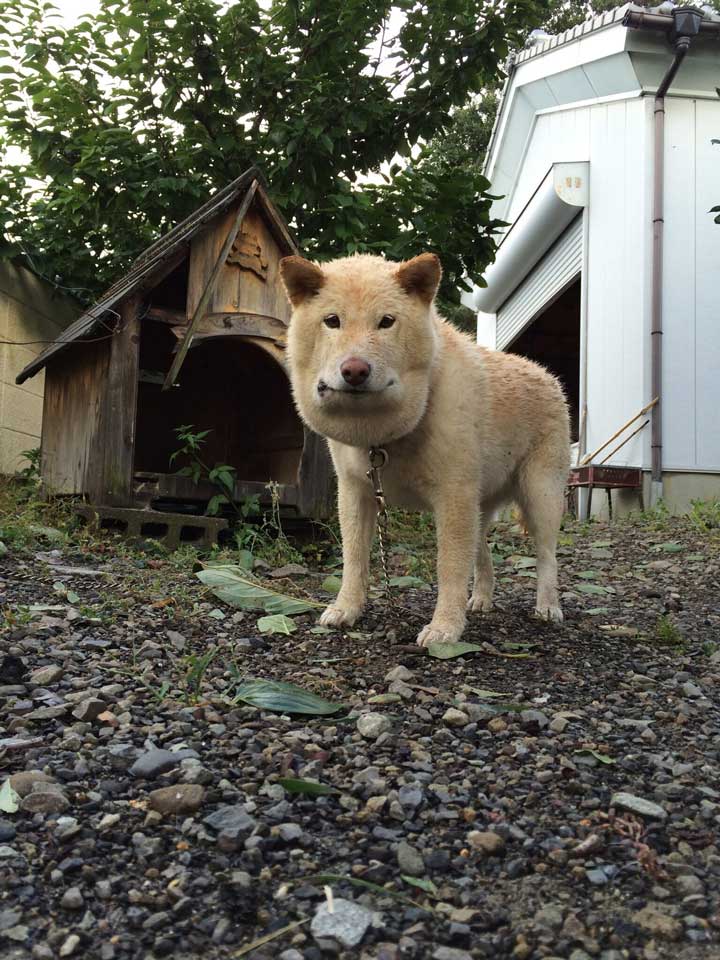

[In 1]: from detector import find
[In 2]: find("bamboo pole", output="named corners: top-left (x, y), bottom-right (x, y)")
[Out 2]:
top-left (579, 397), bottom-right (658, 466)
top-left (599, 419), bottom-right (650, 465)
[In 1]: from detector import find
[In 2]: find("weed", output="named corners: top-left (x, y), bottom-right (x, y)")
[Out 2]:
top-left (182, 647), bottom-right (220, 704)
top-left (689, 497), bottom-right (720, 532)
top-left (640, 499), bottom-right (671, 530)
top-left (653, 614), bottom-right (685, 649)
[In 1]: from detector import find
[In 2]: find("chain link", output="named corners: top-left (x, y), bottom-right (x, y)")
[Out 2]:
top-left (366, 447), bottom-right (397, 613)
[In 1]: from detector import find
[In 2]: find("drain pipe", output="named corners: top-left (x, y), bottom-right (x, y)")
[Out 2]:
top-left (624, 6), bottom-right (706, 503)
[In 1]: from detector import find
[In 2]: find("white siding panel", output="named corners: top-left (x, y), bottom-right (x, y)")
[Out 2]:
top-left (694, 98), bottom-right (720, 470)
top-left (662, 98), bottom-right (696, 469)
top-left (497, 217), bottom-right (583, 350)
top-left (584, 98), bottom-right (650, 469)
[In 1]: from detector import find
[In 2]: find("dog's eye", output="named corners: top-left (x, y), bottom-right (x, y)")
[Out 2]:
top-left (323, 314), bottom-right (340, 329)
top-left (379, 314), bottom-right (396, 329)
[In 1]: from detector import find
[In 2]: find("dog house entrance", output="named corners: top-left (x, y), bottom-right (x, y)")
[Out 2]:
top-left (133, 322), bottom-right (304, 507)
top-left (506, 279), bottom-right (581, 443)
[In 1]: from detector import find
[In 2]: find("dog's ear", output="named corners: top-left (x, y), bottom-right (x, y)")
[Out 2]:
top-left (279, 256), bottom-right (325, 306)
top-left (395, 253), bottom-right (442, 304)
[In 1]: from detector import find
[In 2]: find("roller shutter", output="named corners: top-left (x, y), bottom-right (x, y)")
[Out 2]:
top-left (496, 215), bottom-right (583, 350)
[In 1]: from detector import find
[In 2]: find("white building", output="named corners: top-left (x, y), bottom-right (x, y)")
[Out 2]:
top-left (463, 3), bottom-right (720, 513)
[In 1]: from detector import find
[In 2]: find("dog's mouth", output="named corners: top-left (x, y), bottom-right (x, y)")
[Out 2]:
top-left (317, 380), bottom-right (395, 398)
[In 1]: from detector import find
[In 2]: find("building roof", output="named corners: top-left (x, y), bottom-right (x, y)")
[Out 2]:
top-left (16, 165), bottom-right (298, 384)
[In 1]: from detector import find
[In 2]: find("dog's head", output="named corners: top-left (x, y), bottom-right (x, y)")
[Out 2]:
top-left (279, 253), bottom-right (441, 447)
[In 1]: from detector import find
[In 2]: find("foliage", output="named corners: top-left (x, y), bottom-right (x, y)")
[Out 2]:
top-left (170, 423), bottom-right (258, 524)
top-left (0, 0), bottom-right (554, 304)
top-left (688, 497), bottom-right (720, 532)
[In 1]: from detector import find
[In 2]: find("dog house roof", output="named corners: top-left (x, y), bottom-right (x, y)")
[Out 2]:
top-left (16, 166), bottom-right (298, 385)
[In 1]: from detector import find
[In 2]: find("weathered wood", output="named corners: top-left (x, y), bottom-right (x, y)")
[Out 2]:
top-left (87, 298), bottom-right (141, 505)
top-left (146, 306), bottom-right (186, 325)
top-left (254, 181), bottom-right (300, 255)
top-left (297, 428), bottom-right (335, 519)
top-left (133, 471), bottom-right (299, 507)
top-left (167, 312), bottom-right (288, 348)
top-left (41, 339), bottom-right (111, 495)
top-left (164, 180), bottom-right (260, 390)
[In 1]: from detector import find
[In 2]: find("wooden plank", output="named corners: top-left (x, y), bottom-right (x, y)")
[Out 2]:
top-left (296, 428), bottom-right (335, 519)
top-left (164, 180), bottom-right (259, 390)
top-left (87, 297), bottom-right (140, 505)
top-left (40, 339), bottom-right (111, 495)
top-left (133, 471), bottom-right (299, 506)
top-left (254, 181), bottom-right (300, 255)
top-left (169, 312), bottom-right (287, 339)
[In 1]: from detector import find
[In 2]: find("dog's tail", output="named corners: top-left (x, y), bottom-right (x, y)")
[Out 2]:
top-left (512, 506), bottom-right (529, 536)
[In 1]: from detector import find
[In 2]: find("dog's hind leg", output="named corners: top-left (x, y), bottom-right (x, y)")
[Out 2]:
top-left (417, 493), bottom-right (478, 647)
top-left (320, 474), bottom-right (376, 629)
top-left (467, 509), bottom-right (495, 613)
top-left (517, 460), bottom-right (565, 623)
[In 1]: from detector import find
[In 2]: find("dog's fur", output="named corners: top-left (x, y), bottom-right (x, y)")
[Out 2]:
top-left (280, 252), bottom-right (570, 646)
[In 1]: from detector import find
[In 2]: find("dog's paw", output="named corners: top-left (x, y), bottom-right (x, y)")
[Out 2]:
top-left (534, 605), bottom-right (563, 623)
top-left (416, 623), bottom-right (464, 648)
top-left (319, 604), bottom-right (361, 629)
top-left (467, 594), bottom-right (493, 613)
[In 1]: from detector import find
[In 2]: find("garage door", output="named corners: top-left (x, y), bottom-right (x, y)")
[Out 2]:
top-left (496, 215), bottom-right (583, 350)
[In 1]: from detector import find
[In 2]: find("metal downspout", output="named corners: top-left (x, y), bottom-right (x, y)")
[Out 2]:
top-left (650, 38), bottom-right (691, 502)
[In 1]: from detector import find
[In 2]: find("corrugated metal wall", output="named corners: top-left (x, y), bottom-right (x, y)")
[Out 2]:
top-left (496, 215), bottom-right (583, 350)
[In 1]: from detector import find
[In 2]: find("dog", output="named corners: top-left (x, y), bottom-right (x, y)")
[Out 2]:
top-left (279, 252), bottom-right (570, 646)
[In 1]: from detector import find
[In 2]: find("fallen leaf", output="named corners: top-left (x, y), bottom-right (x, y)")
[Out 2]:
top-left (233, 679), bottom-right (344, 715)
top-left (257, 614), bottom-right (296, 635)
top-left (401, 875), bottom-right (438, 895)
top-left (426, 642), bottom-right (484, 660)
top-left (0, 778), bottom-right (20, 813)
top-left (574, 749), bottom-right (616, 765)
top-left (277, 778), bottom-right (336, 796)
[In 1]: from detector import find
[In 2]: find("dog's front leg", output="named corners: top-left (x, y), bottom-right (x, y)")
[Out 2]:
top-left (319, 474), bottom-right (377, 629)
top-left (417, 494), bottom-right (478, 647)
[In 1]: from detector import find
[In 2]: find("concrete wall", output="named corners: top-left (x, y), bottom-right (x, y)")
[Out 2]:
top-left (0, 261), bottom-right (79, 475)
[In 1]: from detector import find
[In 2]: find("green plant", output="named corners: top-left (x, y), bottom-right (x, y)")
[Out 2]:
top-left (17, 447), bottom-right (41, 484)
top-left (689, 497), bottom-right (720, 532)
top-left (182, 646), bottom-right (219, 705)
top-left (654, 614), bottom-right (685, 649)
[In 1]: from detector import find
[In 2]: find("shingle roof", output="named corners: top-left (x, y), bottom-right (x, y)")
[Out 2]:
top-left (16, 165), bottom-right (297, 384)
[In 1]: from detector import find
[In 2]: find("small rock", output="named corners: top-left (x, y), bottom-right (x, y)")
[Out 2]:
top-left (488, 717), bottom-right (508, 734)
top-left (357, 713), bottom-right (392, 739)
top-left (519, 709), bottom-right (549, 730)
top-left (29, 665), bottom-right (64, 686)
top-left (632, 903), bottom-right (683, 940)
top-left (9, 770), bottom-right (54, 798)
top-left (60, 887), bottom-right (84, 910)
top-left (59, 934), bottom-right (81, 957)
top-left (675, 875), bottom-right (704, 896)
top-left (311, 898), bottom-right (373, 947)
top-left (467, 831), bottom-right (505, 855)
top-left (22, 786), bottom-right (69, 815)
top-left (397, 840), bottom-right (425, 876)
top-left (277, 823), bottom-right (304, 843)
top-left (203, 805), bottom-right (256, 849)
top-left (148, 784), bottom-right (205, 815)
top-left (71, 697), bottom-right (107, 722)
top-left (442, 707), bottom-right (469, 727)
top-left (611, 792), bottom-right (667, 820)
top-left (384, 665), bottom-right (414, 682)
top-left (433, 948), bottom-right (473, 960)
top-left (129, 748), bottom-right (197, 780)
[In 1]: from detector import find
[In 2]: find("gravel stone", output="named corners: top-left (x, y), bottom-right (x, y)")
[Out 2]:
top-left (147, 783), bottom-right (205, 815)
top-left (128, 748), bottom-right (198, 779)
top-left (311, 899), bottom-right (374, 947)
top-left (357, 713), bottom-right (392, 739)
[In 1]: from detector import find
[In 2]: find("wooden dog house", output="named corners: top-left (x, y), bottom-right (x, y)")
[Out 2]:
top-left (16, 168), bottom-right (334, 533)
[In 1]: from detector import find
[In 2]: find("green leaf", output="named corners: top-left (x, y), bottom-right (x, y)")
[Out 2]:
top-left (586, 606), bottom-right (611, 616)
top-left (660, 542), bottom-right (683, 553)
top-left (0, 778), bottom-right (20, 814)
top-left (208, 607), bottom-right (226, 620)
top-left (321, 575), bottom-right (342, 595)
top-left (577, 570), bottom-right (599, 580)
top-left (66, 590), bottom-right (80, 605)
top-left (197, 565), bottom-right (320, 615)
top-left (233, 679), bottom-right (344, 715)
top-left (574, 749), bottom-right (616, 765)
top-left (277, 777), bottom-right (336, 796)
top-left (577, 583), bottom-right (609, 595)
top-left (307, 874), bottom-right (433, 912)
top-left (0, 541), bottom-right (7, 557)
top-left (367, 693), bottom-right (402, 704)
top-left (426, 642), bottom-right (484, 660)
top-left (401, 875), bottom-right (438, 895)
top-left (388, 575), bottom-right (428, 588)
top-left (236, 550), bottom-right (254, 571)
top-left (257, 614), bottom-right (296, 635)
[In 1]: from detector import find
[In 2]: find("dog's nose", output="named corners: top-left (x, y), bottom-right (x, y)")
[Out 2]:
top-left (340, 358), bottom-right (371, 386)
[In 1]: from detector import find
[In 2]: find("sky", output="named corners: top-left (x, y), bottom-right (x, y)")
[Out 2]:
top-left (54, 0), bottom-right (100, 24)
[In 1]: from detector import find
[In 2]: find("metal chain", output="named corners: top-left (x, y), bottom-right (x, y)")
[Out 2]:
top-left (366, 447), bottom-right (397, 612)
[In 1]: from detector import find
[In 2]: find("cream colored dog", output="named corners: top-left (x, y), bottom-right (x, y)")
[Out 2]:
top-left (280, 252), bottom-right (570, 646)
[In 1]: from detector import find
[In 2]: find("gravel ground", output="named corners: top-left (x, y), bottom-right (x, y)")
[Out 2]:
top-left (1, 513), bottom-right (719, 960)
